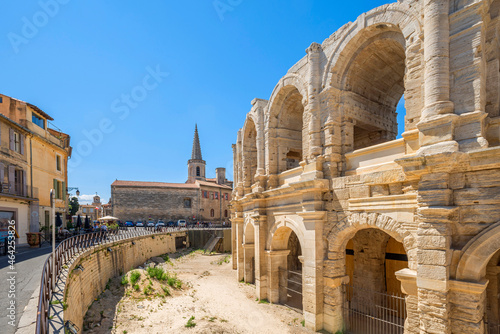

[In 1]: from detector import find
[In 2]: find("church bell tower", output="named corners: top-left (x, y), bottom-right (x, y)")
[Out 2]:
top-left (187, 124), bottom-right (206, 183)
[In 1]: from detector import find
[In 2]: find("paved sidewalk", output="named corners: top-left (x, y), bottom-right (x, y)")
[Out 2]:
top-left (0, 244), bottom-right (52, 334)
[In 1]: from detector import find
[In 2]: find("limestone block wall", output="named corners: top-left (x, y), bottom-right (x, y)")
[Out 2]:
top-left (63, 232), bottom-right (179, 331)
top-left (112, 186), bottom-right (199, 222)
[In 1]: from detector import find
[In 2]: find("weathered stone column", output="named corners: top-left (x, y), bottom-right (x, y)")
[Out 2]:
top-left (254, 215), bottom-right (268, 300)
top-left (251, 98), bottom-right (266, 176)
top-left (234, 218), bottom-right (244, 281)
top-left (236, 130), bottom-right (245, 196)
top-left (306, 42), bottom-right (323, 159)
top-left (231, 222), bottom-right (237, 270)
top-left (243, 243), bottom-right (255, 283)
top-left (265, 250), bottom-right (290, 303)
top-left (422, 0), bottom-right (453, 119)
top-left (449, 280), bottom-right (488, 333)
top-left (396, 268), bottom-right (419, 334)
top-left (299, 211), bottom-right (325, 331)
top-left (418, 0), bottom-right (458, 153)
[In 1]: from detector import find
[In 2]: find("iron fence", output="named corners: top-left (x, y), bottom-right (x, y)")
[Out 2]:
top-left (342, 283), bottom-right (406, 334)
top-left (279, 268), bottom-right (303, 312)
top-left (35, 226), bottom-right (231, 334)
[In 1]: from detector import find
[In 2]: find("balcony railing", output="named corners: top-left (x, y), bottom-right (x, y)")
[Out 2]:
top-left (0, 183), bottom-right (38, 199)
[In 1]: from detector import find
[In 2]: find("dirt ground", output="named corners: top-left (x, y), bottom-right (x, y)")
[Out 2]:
top-left (83, 249), bottom-right (314, 334)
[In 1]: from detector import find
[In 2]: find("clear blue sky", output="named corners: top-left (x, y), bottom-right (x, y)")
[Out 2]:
top-left (0, 0), bottom-right (403, 204)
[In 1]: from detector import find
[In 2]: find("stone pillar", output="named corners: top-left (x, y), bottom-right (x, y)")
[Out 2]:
top-left (265, 250), bottom-right (290, 303)
top-left (299, 211), bottom-right (325, 331)
top-left (341, 119), bottom-right (354, 155)
top-left (256, 126), bottom-right (265, 176)
top-left (243, 243), bottom-right (255, 283)
top-left (323, 262), bottom-right (349, 334)
top-left (231, 223), bottom-right (237, 270)
top-left (396, 268), bottom-right (419, 334)
top-left (449, 280), bottom-right (488, 334)
top-left (422, 0), bottom-right (453, 119)
top-left (306, 42), bottom-right (323, 158)
top-left (235, 218), bottom-right (244, 281)
top-left (418, 0), bottom-right (458, 153)
top-left (254, 215), bottom-right (268, 300)
top-left (416, 172), bottom-right (458, 334)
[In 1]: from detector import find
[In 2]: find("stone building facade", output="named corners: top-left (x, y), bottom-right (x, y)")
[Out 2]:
top-left (0, 94), bottom-right (71, 244)
top-left (112, 126), bottom-right (232, 223)
top-left (232, 1), bottom-right (500, 333)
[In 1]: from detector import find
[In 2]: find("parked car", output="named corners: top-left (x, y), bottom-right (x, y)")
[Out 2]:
top-left (177, 220), bottom-right (187, 227)
top-left (125, 221), bottom-right (135, 227)
top-left (136, 221), bottom-right (145, 227)
top-left (146, 221), bottom-right (155, 227)
top-left (167, 221), bottom-right (176, 227)
top-left (155, 221), bottom-right (166, 228)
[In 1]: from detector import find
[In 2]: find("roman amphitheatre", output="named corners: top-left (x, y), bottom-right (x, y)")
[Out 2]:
top-left (231, 0), bottom-right (500, 333)
top-left (36, 0), bottom-right (500, 333)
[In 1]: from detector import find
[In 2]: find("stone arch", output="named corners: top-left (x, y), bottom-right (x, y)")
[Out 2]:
top-left (323, 3), bottom-right (422, 144)
top-left (456, 222), bottom-right (500, 282)
top-left (267, 216), bottom-right (306, 252)
top-left (323, 2), bottom-right (421, 89)
top-left (265, 74), bottom-right (309, 176)
top-left (327, 212), bottom-right (417, 270)
top-left (243, 219), bottom-right (255, 244)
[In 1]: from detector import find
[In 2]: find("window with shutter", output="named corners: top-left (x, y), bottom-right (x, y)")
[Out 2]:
top-left (9, 128), bottom-right (14, 151)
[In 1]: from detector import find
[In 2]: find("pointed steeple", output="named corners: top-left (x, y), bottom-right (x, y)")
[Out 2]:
top-left (187, 124), bottom-right (206, 183)
top-left (191, 124), bottom-right (203, 160)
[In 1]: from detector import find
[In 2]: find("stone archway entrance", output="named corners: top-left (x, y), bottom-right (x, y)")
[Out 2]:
top-left (343, 228), bottom-right (408, 334)
top-left (279, 230), bottom-right (303, 311)
top-left (268, 225), bottom-right (304, 312)
top-left (243, 222), bottom-right (255, 284)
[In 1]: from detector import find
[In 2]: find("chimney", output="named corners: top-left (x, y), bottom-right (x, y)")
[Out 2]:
top-left (216, 168), bottom-right (226, 185)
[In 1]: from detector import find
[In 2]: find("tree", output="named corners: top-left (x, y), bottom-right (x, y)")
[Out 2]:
top-left (68, 197), bottom-right (80, 216)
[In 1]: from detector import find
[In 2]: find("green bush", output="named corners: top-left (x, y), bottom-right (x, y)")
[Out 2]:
top-left (147, 266), bottom-right (167, 281)
top-left (121, 275), bottom-right (129, 286)
top-left (130, 271), bottom-right (141, 285)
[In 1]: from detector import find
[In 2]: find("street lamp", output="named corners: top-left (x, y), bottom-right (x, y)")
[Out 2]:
top-left (67, 187), bottom-right (80, 197)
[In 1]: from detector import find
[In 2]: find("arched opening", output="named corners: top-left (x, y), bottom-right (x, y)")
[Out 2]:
top-left (485, 250), bottom-right (500, 331)
top-left (344, 228), bottom-right (407, 333)
top-left (196, 166), bottom-right (200, 177)
top-left (270, 225), bottom-right (303, 312)
top-left (341, 29), bottom-right (406, 151)
top-left (269, 86), bottom-right (305, 173)
top-left (242, 118), bottom-right (258, 191)
top-left (243, 223), bottom-right (255, 283)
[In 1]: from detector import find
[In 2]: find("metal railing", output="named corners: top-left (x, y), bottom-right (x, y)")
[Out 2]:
top-left (342, 283), bottom-right (406, 334)
top-left (34, 226), bottom-right (231, 334)
top-left (279, 268), bottom-right (303, 312)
